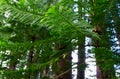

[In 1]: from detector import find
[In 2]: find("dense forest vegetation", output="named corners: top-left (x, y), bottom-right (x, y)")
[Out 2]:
top-left (0, 0), bottom-right (120, 79)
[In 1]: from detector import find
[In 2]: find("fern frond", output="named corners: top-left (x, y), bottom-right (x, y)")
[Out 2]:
top-left (0, 3), bottom-right (43, 26)
top-left (41, 4), bottom-right (99, 41)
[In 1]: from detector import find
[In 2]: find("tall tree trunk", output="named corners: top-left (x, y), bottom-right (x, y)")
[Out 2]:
top-left (27, 48), bottom-right (34, 79)
top-left (77, 38), bottom-right (85, 79)
top-left (27, 36), bottom-right (35, 79)
top-left (55, 44), bottom-right (72, 79)
top-left (58, 54), bottom-right (72, 79)
top-left (77, 0), bottom-right (86, 78)
top-left (33, 51), bottom-right (40, 79)
top-left (90, 0), bottom-right (116, 78)
top-left (93, 24), bottom-right (115, 79)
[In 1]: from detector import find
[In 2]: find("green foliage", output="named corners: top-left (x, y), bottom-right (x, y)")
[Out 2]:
top-left (0, 0), bottom-right (119, 79)
top-left (92, 47), bottom-right (115, 71)
top-left (41, 4), bottom-right (98, 44)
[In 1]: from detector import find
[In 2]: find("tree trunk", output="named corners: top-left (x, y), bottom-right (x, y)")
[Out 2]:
top-left (77, 0), bottom-right (86, 78)
top-left (93, 24), bottom-right (115, 79)
top-left (58, 53), bottom-right (72, 79)
top-left (55, 44), bottom-right (72, 79)
top-left (33, 51), bottom-right (40, 79)
top-left (77, 38), bottom-right (85, 79)
top-left (9, 61), bottom-right (16, 70)
top-left (27, 36), bottom-right (35, 79)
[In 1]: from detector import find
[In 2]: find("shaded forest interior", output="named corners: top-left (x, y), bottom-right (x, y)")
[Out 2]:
top-left (0, 0), bottom-right (120, 79)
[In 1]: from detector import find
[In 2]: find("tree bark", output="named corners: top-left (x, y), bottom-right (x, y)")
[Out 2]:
top-left (77, 0), bottom-right (86, 78)
top-left (55, 44), bottom-right (72, 79)
top-left (57, 53), bottom-right (72, 79)
top-left (77, 38), bottom-right (85, 79)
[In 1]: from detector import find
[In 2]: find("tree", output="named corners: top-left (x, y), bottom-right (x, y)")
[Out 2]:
top-left (0, 0), bottom-right (120, 79)
top-left (0, 0), bottom-right (97, 79)
top-left (90, 0), bottom-right (117, 78)
top-left (77, 0), bottom-right (86, 79)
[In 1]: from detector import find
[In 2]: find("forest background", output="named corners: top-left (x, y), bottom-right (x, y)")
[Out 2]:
top-left (0, 0), bottom-right (120, 79)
